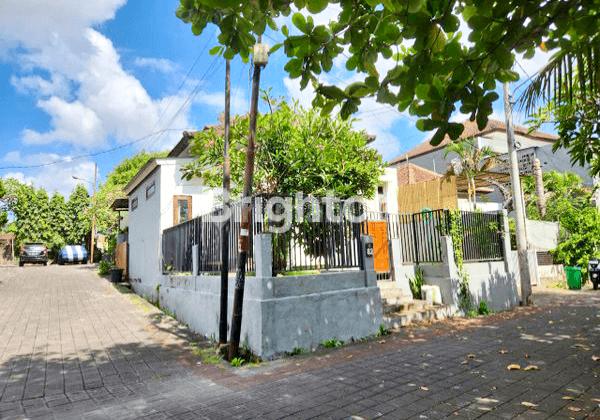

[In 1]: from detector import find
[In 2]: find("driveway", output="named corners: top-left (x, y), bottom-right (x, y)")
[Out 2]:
top-left (0, 265), bottom-right (599, 419)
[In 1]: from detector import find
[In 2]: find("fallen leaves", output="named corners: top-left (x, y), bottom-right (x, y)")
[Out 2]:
top-left (466, 353), bottom-right (476, 359)
top-left (568, 406), bottom-right (582, 412)
top-left (524, 365), bottom-right (539, 371)
top-left (506, 364), bottom-right (521, 370)
top-left (498, 349), bottom-right (508, 354)
top-left (521, 401), bottom-right (538, 408)
top-left (562, 396), bottom-right (576, 401)
top-left (592, 355), bottom-right (600, 361)
top-left (420, 386), bottom-right (429, 391)
top-left (573, 344), bottom-right (592, 351)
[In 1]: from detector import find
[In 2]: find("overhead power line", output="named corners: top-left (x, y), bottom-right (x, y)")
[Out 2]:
top-left (0, 128), bottom-right (191, 171)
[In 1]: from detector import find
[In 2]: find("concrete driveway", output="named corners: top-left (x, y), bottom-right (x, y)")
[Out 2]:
top-left (1, 265), bottom-right (600, 419)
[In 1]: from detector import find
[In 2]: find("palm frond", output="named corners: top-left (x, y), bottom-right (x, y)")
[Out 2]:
top-left (517, 38), bottom-right (600, 114)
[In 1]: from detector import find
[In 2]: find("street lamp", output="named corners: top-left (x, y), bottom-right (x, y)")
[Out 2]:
top-left (72, 162), bottom-right (97, 264)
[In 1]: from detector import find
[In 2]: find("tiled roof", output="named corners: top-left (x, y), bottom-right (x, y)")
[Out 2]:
top-left (388, 119), bottom-right (558, 166)
top-left (396, 163), bottom-right (442, 186)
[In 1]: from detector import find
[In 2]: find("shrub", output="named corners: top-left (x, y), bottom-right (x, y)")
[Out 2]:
top-left (409, 268), bottom-right (424, 300)
top-left (98, 260), bottom-right (112, 275)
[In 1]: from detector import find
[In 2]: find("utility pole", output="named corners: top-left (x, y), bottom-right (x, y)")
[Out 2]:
top-left (504, 82), bottom-right (533, 306)
top-left (219, 59), bottom-right (231, 345)
top-left (229, 36), bottom-right (267, 358)
top-left (90, 162), bottom-right (97, 264)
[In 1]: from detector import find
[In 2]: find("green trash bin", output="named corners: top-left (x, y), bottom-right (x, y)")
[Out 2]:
top-left (565, 266), bottom-right (582, 290)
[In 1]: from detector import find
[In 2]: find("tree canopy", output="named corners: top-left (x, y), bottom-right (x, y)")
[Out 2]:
top-left (91, 151), bottom-right (168, 236)
top-left (181, 97), bottom-right (383, 199)
top-left (177, 0), bottom-right (598, 146)
top-left (0, 179), bottom-right (90, 252)
top-left (523, 170), bottom-right (588, 222)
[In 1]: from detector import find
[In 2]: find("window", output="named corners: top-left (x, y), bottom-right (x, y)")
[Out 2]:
top-left (173, 195), bottom-right (192, 225)
top-left (146, 181), bottom-right (155, 199)
top-left (131, 197), bottom-right (138, 211)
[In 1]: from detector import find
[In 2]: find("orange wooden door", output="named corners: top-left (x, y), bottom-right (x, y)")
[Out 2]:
top-left (367, 221), bottom-right (390, 273)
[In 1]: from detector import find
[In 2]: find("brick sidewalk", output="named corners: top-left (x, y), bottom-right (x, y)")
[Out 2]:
top-left (1, 266), bottom-right (599, 419)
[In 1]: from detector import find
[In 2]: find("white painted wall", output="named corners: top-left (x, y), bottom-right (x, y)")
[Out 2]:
top-left (128, 158), bottom-right (217, 296)
top-left (525, 219), bottom-right (559, 250)
top-left (158, 159), bottom-right (215, 232)
top-left (458, 198), bottom-right (502, 212)
top-left (367, 167), bottom-right (398, 214)
top-left (478, 133), bottom-right (553, 154)
top-left (128, 167), bottom-right (162, 292)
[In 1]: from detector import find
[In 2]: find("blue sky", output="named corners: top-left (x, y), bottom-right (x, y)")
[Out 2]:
top-left (0, 0), bottom-right (552, 197)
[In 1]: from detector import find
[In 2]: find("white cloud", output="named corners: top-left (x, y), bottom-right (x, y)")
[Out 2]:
top-left (194, 87), bottom-right (249, 116)
top-left (23, 97), bottom-right (104, 148)
top-left (133, 57), bottom-right (177, 73)
top-left (0, 0), bottom-right (127, 52)
top-left (3, 152), bottom-right (22, 163)
top-left (2, 154), bottom-right (97, 196)
top-left (10, 73), bottom-right (70, 97)
top-left (1, 1), bottom-right (195, 152)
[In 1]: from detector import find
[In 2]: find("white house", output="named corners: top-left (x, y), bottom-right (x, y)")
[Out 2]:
top-left (123, 133), bottom-right (215, 296)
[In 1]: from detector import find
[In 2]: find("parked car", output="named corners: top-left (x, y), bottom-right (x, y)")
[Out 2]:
top-left (58, 245), bottom-right (88, 265)
top-left (19, 243), bottom-right (49, 266)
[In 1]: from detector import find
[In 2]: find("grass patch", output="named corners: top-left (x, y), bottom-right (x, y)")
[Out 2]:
top-left (375, 324), bottom-right (391, 338)
top-left (320, 338), bottom-right (344, 348)
top-left (113, 284), bottom-right (133, 294)
top-left (466, 301), bottom-right (494, 318)
top-left (286, 347), bottom-right (309, 356)
top-left (163, 308), bottom-right (176, 319)
top-left (202, 354), bottom-right (223, 364)
top-left (278, 269), bottom-right (320, 277)
top-left (191, 345), bottom-right (219, 356)
top-left (546, 280), bottom-right (567, 289)
top-left (230, 357), bottom-right (245, 367)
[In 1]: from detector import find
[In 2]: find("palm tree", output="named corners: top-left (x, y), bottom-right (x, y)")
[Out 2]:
top-left (517, 37), bottom-right (600, 175)
top-left (444, 137), bottom-right (499, 211)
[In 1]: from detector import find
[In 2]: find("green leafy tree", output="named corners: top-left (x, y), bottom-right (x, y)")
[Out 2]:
top-left (552, 197), bottom-right (600, 283)
top-left (47, 193), bottom-right (68, 254)
top-left (91, 151), bottom-right (168, 236)
top-left (177, 0), bottom-right (597, 145)
top-left (66, 185), bottom-right (91, 245)
top-left (0, 179), bottom-right (7, 229)
top-left (522, 171), bottom-right (587, 222)
top-left (181, 97), bottom-right (383, 199)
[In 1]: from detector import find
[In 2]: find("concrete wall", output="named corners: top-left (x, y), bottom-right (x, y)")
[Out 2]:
top-left (538, 264), bottom-right (565, 280)
top-left (508, 250), bottom-right (540, 287)
top-left (463, 261), bottom-right (520, 310)
top-left (128, 167), bottom-right (162, 297)
top-left (367, 167), bottom-right (399, 214)
top-left (156, 270), bottom-right (382, 359)
top-left (526, 219), bottom-right (559, 250)
top-left (128, 158), bottom-right (216, 298)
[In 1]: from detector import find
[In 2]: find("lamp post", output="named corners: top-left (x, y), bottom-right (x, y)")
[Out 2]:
top-left (72, 162), bottom-right (97, 264)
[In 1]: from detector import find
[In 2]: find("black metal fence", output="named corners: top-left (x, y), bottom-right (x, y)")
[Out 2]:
top-left (366, 209), bottom-right (504, 264)
top-left (161, 195), bottom-right (364, 275)
top-left (459, 211), bottom-right (504, 262)
top-left (162, 198), bottom-right (504, 275)
top-left (161, 201), bottom-right (262, 274)
top-left (270, 217), bottom-right (363, 275)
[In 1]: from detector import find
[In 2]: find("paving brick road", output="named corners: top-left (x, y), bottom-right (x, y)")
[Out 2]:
top-left (1, 265), bottom-right (600, 420)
